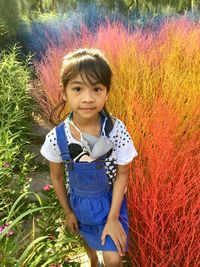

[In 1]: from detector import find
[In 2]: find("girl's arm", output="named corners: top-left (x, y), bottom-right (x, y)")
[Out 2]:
top-left (49, 161), bottom-right (79, 232)
top-left (101, 163), bottom-right (129, 256)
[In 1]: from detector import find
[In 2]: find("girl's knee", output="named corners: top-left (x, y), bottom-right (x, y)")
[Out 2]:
top-left (103, 251), bottom-right (123, 267)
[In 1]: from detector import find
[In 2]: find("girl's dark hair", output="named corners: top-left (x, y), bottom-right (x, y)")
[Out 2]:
top-left (51, 48), bottom-right (113, 133)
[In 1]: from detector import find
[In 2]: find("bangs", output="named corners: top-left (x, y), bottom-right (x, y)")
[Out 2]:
top-left (79, 58), bottom-right (111, 89)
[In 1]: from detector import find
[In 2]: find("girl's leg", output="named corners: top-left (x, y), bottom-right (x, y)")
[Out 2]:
top-left (83, 239), bottom-right (99, 267)
top-left (103, 251), bottom-right (123, 267)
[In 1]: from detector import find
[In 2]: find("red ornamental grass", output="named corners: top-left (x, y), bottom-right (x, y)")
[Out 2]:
top-left (32, 47), bottom-right (64, 119)
top-left (127, 99), bottom-right (200, 266)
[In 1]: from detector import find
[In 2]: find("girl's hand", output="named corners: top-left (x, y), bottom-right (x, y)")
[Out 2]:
top-left (101, 217), bottom-right (127, 256)
top-left (65, 212), bottom-right (79, 233)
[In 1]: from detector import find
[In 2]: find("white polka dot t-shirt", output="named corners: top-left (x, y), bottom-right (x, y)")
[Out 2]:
top-left (41, 117), bottom-right (138, 184)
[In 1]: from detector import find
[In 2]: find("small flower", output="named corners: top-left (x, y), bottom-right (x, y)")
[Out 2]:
top-left (7, 230), bottom-right (14, 236)
top-left (0, 226), bottom-right (4, 233)
top-left (3, 162), bottom-right (11, 168)
top-left (48, 234), bottom-right (55, 240)
top-left (0, 223), bottom-right (14, 236)
top-left (49, 265), bottom-right (62, 267)
top-left (42, 184), bottom-right (53, 191)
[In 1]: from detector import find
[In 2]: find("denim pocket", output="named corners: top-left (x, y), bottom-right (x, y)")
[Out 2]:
top-left (75, 172), bottom-right (98, 190)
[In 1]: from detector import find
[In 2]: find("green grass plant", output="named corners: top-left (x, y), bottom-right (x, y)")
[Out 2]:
top-left (0, 46), bottom-right (32, 133)
top-left (0, 46), bottom-right (35, 218)
top-left (0, 192), bottom-right (52, 266)
top-left (23, 187), bottom-right (84, 266)
top-left (0, 190), bottom-right (83, 266)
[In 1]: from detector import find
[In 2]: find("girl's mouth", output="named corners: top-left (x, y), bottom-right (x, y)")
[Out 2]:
top-left (79, 108), bottom-right (96, 111)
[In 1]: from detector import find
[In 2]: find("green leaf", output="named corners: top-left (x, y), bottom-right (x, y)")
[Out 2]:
top-left (6, 192), bottom-right (43, 223)
top-left (0, 206), bottom-right (52, 239)
top-left (16, 236), bottom-right (49, 266)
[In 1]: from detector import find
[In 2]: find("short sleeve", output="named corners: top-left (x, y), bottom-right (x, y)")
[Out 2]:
top-left (115, 120), bottom-right (138, 165)
top-left (40, 128), bottom-right (62, 163)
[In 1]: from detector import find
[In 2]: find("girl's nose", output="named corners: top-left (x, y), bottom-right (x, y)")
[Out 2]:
top-left (82, 90), bottom-right (94, 102)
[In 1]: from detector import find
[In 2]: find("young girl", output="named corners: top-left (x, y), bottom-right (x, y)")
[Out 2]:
top-left (41, 48), bottom-right (138, 267)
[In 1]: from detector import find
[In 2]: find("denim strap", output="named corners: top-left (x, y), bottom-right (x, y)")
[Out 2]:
top-left (55, 122), bottom-right (71, 161)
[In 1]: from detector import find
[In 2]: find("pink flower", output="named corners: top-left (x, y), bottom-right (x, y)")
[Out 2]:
top-left (42, 184), bottom-right (53, 191)
top-left (49, 265), bottom-right (62, 267)
top-left (7, 230), bottom-right (14, 236)
top-left (0, 223), bottom-right (14, 236)
top-left (3, 162), bottom-right (11, 168)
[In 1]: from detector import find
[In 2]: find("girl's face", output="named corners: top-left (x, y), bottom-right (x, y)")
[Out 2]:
top-left (63, 74), bottom-right (109, 121)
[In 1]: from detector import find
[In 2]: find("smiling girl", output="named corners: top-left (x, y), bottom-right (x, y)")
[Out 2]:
top-left (41, 48), bottom-right (138, 267)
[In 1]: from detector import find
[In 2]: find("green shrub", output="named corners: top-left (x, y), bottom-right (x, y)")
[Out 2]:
top-left (0, 191), bottom-right (83, 266)
top-left (0, 46), bottom-right (32, 133)
top-left (0, 192), bottom-right (52, 266)
top-left (0, 46), bottom-right (34, 218)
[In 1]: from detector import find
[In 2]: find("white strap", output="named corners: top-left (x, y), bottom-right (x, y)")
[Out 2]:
top-left (69, 119), bottom-right (83, 137)
top-left (101, 117), bottom-right (107, 136)
top-left (69, 119), bottom-right (92, 154)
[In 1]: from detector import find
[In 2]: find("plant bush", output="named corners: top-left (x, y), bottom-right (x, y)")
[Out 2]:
top-left (0, 46), bottom-right (34, 219)
top-left (0, 46), bottom-right (33, 132)
top-left (17, 187), bottom-right (83, 266)
top-left (0, 192), bottom-right (53, 266)
top-left (127, 98), bottom-right (199, 266)
top-left (0, 190), bottom-right (83, 266)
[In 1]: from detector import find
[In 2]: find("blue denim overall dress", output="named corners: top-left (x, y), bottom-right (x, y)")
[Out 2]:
top-left (55, 118), bottom-right (129, 251)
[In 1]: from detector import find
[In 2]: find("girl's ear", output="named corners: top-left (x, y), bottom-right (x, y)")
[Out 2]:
top-left (63, 94), bottom-right (67, 101)
top-left (61, 83), bottom-right (67, 101)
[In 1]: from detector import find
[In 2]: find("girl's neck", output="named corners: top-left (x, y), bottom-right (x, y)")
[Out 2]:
top-left (71, 112), bottom-right (101, 133)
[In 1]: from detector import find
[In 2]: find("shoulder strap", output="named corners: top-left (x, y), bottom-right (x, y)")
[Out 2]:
top-left (100, 111), bottom-right (113, 137)
top-left (55, 122), bottom-right (71, 161)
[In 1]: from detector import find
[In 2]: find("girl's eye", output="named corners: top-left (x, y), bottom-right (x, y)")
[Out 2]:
top-left (72, 87), bottom-right (81, 92)
top-left (94, 87), bottom-right (102, 92)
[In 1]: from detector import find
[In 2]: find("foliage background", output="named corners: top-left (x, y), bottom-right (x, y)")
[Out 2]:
top-left (0, 1), bottom-right (200, 266)
top-left (1, 0), bottom-right (200, 55)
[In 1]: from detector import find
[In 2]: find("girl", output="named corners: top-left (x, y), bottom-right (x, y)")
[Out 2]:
top-left (41, 48), bottom-right (138, 267)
